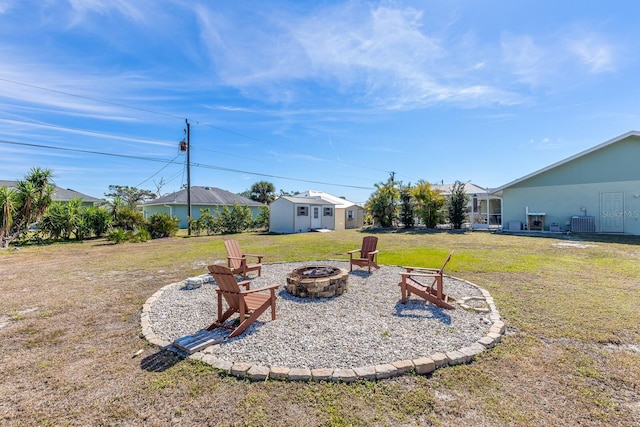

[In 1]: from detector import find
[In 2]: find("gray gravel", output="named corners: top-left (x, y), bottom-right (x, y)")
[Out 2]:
top-left (149, 261), bottom-right (492, 370)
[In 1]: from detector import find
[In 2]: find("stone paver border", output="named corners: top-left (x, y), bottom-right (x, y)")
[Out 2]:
top-left (141, 269), bottom-right (505, 382)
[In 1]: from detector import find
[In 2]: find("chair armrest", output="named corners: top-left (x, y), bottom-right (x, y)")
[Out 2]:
top-left (368, 249), bottom-right (379, 256)
top-left (238, 280), bottom-right (251, 290)
top-left (404, 266), bottom-right (439, 273)
top-left (347, 249), bottom-right (359, 254)
top-left (400, 271), bottom-right (441, 279)
top-left (241, 283), bottom-right (280, 294)
top-left (244, 254), bottom-right (264, 262)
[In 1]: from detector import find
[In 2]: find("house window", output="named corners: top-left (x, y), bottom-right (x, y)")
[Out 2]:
top-left (297, 206), bottom-right (308, 216)
top-left (347, 210), bottom-right (354, 220)
top-left (323, 207), bottom-right (333, 217)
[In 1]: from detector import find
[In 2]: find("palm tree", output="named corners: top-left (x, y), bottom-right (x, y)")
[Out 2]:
top-left (250, 181), bottom-right (276, 204)
top-left (0, 186), bottom-right (17, 242)
top-left (1, 167), bottom-right (54, 248)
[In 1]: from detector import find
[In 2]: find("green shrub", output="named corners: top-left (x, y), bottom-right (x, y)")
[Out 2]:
top-left (114, 207), bottom-right (145, 231)
top-left (84, 206), bottom-right (111, 237)
top-left (107, 228), bottom-right (129, 244)
top-left (218, 203), bottom-right (253, 234)
top-left (146, 213), bottom-right (179, 238)
top-left (190, 209), bottom-right (219, 236)
top-left (131, 228), bottom-right (151, 242)
top-left (253, 206), bottom-right (270, 230)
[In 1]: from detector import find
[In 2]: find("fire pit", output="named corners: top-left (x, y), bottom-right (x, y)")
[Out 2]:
top-left (286, 265), bottom-right (349, 298)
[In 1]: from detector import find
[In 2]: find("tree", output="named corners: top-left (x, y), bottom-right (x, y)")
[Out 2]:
top-left (249, 181), bottom-right (276, 204)
top-left (217, 202), bottom-right (253, 234)
top-left (253, 205), bottom-right (270, 230)
top-left (447, 181), bottom-right (469, 229)
top-left (411, 180), bottom-right (446, 228)
top-left (105, 185), bottom-right (156, 210)
top-left (0, 168), bottom-right (54, 248)
top-left (365, 177), bottom-right (399, 227)
top-left (399, 183), bottom-right (415, 228)
top-left (0, 186), bottom-right (17, 243)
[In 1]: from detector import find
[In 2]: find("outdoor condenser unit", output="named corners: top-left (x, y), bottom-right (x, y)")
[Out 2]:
top-left (570, 216), bottom-right (595, 232)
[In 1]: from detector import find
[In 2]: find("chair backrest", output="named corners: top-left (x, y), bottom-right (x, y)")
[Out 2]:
top-left (224, 239), bottom-right (243, 269)
top-left (208, 264), bottom-right (242, 308)
top-left (438, 251), bottom-right (454, 274)
top-left (361, 236), bottom-right (378, 258)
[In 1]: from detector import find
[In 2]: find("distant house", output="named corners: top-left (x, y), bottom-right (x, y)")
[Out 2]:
top-left (493, 131), bottom-right (640, 234)
top-left (269, 190), bottom-right (364, 234)
top-left (0, 180), bottom-right (101, 207)
top-left (433, 182), bottom-right (502, 229)
top-left (142, 186), bottom-right (265, 229)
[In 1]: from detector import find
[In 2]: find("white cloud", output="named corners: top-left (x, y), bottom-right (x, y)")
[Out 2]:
top-left (501, 33), bottom-right (550, 86)
top-left (565, 36), bottom-right (615, 73)
top-left (195, 2), bottom-right (518, 109)
top-left (502, 26), bottom-right (618, 90)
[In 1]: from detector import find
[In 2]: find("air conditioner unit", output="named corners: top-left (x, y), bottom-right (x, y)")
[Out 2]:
top-left (570, 216), bottom-right (595, 232)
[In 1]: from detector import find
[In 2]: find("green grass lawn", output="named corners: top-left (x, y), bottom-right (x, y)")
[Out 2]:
top-left (1, 228), bottom-right (639, 426)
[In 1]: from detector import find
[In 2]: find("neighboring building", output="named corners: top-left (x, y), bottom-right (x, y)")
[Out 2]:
top-left (269, 190), bottom-right (364, 234)
top-left (433, 182), bottom-right (502, 229)
top-left (142, 186), bottom-right (265, 229)
top-left (492, 131), bottom-right (640, 234)
top-left (0, 180), bottom-right (102, 207)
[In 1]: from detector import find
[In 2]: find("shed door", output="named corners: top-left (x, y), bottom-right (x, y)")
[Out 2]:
top-left (601, 192), bottom-right (624, 233)
top-left (311, 206), bottom-right (322, 229)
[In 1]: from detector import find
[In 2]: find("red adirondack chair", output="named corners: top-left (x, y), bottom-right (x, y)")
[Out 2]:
top-left (224, 239), bottom-right (263, 279)
top-left (207, 264), bottom-right (278, 338)
top-left (347, 236), bottom-right (380, 273)
top-left (398, 251), bottom-right (456, 309)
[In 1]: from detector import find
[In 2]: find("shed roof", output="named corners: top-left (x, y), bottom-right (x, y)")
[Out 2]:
top-left (276, 195), bottom-right (335, 205)
top-left (144, 186), bottom-right (264, 207)
top-left (297, 190), bottom-right (361, 208)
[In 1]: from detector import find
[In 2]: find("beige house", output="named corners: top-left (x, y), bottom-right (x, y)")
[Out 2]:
top-left (269, 190), bottom-right (364, 234)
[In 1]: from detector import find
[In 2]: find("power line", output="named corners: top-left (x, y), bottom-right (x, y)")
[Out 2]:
top-left (135, 153), bottom-right (182, 187)
top-left (1, 77), bottom-right (396, 178)
top-left (0, 139), bottom-right (374, 190)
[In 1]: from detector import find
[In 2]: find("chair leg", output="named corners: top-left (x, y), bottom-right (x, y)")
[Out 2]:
top-left (229, 304), bottom-right (269, 338)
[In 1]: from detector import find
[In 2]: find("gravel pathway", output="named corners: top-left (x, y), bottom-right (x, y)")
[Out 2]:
top-left (148, 261), bottom-right (493, 370)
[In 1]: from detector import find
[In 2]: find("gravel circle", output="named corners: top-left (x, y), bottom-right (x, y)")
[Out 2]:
top-left (148, 261), bottom-right (493, 370)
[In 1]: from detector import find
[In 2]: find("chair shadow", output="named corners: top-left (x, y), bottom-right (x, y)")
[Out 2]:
top-left (140, 348), bottom-right (184, 372)
top-left (393, 300), bottom-right (452, 325)
top-left (348, 270), bottom-right (374, 278)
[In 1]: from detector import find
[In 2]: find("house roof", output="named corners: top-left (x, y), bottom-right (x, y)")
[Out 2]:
top-left (144, 186), bottom-right (264, 207)
top-left (296, 190), bottom-right (361, 208)
top-left (492, 130), bottom-right (640, 194)
top-left (0, 180), bottom-right (102, 203)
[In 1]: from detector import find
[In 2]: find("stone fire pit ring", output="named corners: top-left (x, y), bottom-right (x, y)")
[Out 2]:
top-left (286, 265), bottom-right (349, 298)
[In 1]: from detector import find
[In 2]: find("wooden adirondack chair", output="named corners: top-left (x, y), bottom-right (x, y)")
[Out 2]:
top-left (206, 264), bottom-right (279, 338)
top-left (347, 236), bottom-right (380, 273)
top-left (224, 239), bottom-right (263, 279)
top-left (398, 251), bottom-right (456, 309)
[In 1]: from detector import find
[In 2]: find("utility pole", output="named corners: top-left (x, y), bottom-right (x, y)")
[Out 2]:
top-left (186, 119), bottom-right (191, 236)
top-left (180, 120), bottom-right (192, 235)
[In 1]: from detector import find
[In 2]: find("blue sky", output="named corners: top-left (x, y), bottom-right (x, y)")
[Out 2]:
top-left (1, 1), bottom-right (639, 204)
